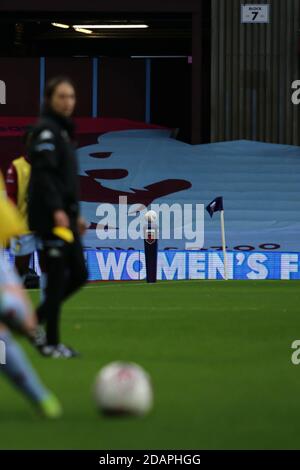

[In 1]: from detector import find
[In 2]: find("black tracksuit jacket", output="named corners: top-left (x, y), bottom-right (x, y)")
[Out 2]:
top-left (28, 108), bottom-right (80, 236)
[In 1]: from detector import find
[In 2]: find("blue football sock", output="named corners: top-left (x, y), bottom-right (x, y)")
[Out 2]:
top-left (0, 330), bottom-right (49, 404)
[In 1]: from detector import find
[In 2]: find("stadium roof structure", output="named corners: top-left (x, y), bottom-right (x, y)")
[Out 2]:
top-left (0, 1), bottom-right (210, 145)
top-left (0, 0), bottom-right (201, 13)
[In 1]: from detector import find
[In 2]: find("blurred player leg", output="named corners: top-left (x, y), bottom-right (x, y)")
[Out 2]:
top-left (0, 325), bottom-right (62, 418)
top-left (0, 256), bottom-right (62, 418)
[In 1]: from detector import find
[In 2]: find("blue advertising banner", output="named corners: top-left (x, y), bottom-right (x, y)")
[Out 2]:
top-left (84, 250), bottom-right (300, 281)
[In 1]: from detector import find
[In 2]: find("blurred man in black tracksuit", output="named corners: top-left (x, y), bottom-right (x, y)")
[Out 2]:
top-left (28, 76), bottom-right (88, 358)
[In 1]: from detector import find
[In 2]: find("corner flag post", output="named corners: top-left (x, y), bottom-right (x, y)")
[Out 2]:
top-left (220, 209), bottom-right (228, 280)
top-left (206, 196), bottom-right (228, 281)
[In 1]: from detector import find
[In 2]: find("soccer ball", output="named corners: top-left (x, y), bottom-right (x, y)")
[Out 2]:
top-left (93, 362), bottom-right (153, 416)
top-left (144, 210), bottom-right (157, 223)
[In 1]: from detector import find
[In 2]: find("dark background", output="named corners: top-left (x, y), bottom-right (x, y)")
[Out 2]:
top-left (0, 57), bottom-right (192, 142)
top-left (0, 0), bottom-right (209, 145)
top-left (0, 0), bottom-right (298, 146)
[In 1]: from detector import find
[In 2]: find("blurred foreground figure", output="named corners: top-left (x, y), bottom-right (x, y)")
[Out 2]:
top-left (0, 173), bottom-right (61, 418)
top-left (6, 128), bottom-right (43, 289)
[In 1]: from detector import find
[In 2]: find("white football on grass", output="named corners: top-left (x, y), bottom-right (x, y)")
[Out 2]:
top-left (94, 362), bottom-right (153, 416)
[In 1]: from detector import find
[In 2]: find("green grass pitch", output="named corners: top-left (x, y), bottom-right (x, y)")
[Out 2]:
top-left (1, 280), bottom-right (300, 450)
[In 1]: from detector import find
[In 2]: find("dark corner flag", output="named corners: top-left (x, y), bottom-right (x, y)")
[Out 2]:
top-left (206, 197), bottom-right (228, 280)
top-left (206, 196), bottom-right (223, 218)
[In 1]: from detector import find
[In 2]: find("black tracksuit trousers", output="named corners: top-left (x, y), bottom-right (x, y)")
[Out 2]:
top-left (37, 231), bottom-right (88, 345)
